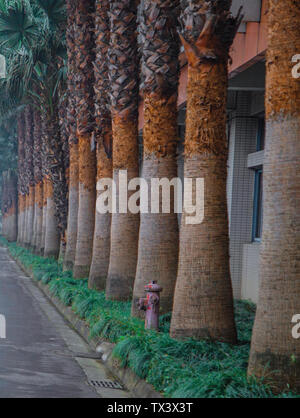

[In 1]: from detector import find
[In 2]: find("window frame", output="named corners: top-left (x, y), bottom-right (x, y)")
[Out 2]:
top-left (256, 117), bottom-right (265, 151)
top-left (252, 168), bottom-right (263, 242)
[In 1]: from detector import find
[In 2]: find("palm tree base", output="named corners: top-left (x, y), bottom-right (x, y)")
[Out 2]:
top-left (73, 265), bottom-right (90, 279)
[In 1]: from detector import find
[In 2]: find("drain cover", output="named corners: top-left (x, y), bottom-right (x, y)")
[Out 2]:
top-left (88, 379), bottom-right (123, 390)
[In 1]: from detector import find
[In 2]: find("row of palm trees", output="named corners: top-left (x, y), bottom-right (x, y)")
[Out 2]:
top-left (1, 0), bottom-right (299, 393)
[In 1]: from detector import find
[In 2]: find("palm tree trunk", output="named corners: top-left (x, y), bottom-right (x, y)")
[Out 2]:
top-left (248, 0), bottom-right (300, 392)
top-left (27, 185), bottom-right (35, 247)
top-left (23, 193), bottom-right (29, 245)
top-left (106, 0), bottom-right (140, 301)
top-left (32, 110), bottom-right (43, 253)
top-left (89, 141), bottom-right (112, 289)
top-left (7, 171), bottom-right (18, 242)
top-left (58, 95), bottom-right (70, 263)
top-left (41, 177), bottom-right (48, 254)
top-left (64, 142), bottom-right (79, 270)
top-left (73, 0), bottom-right (96, 279)
top-left (131, 0), bottom-right (180, 317)
top-left (44, 177), bottom-right (60, 258)
top-left (1, 172), bottom-right (8, 238)
top-left (89, 0), bottom-right (113, 290)
top-left (64, 0), bottom-right (79, 271)
top-left (17, 112), bottom-right (25, 244)
top-left (42, 111), bottom-right (64, 259)
top-left (1, 172), bottom-right (7, 238)
top-left (170, 1), bottom-right (240, 343)
top-left (34, 181), bottom-right (43, 253)
top-left (74, 134), bottom-right (96, 277)
top-left (24, 106), bottom-right (35, 248)
top-left (17, 194), bottom-right (25, 244)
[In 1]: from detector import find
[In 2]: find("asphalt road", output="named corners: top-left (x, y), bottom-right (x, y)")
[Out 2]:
top-left (0, 246), bottom-right (128, 398)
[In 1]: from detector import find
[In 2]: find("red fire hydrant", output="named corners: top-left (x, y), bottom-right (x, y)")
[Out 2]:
top-left (138, 281), bottom-right (163, 331)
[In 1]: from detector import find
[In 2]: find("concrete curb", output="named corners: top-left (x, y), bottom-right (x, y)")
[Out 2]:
top-left (6, 248), bottom-right (162, 399)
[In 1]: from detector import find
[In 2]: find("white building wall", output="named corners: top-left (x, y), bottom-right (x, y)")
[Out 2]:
top-left (227, 92), bottom-right (258, 299)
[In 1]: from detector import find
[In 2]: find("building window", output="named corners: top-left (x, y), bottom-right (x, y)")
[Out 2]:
top-left (252, 169), bottom-right (263, 242)
top-left (256, 118), bottom-right (265, 151)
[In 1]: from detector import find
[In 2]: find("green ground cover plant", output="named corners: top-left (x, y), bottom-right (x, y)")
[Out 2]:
top-left (1, 236), bottom-right (299, 398)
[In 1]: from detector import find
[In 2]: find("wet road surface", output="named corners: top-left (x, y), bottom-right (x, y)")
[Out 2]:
top-left (0, 246), bottom-right (128, 398)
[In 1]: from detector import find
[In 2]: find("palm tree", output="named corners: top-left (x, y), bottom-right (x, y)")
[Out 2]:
top-left (63, 0), bottom-right (78, 271)
top-left (106, 0), bottom-right (140, 301)
top-left (170, 0), bottom-right (241, 343)
top-left (73, 0), bottom-right (96, 279)
top-left (131, 0), bottom-right (180, 317)
top-left (248, 0), bottom-right (300, 392)
top-left (89, 0), bottom-right (113, 290)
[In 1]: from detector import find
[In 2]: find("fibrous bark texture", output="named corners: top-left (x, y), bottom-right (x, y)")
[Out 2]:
top-left (24, 106), bottom-right (35, 248)
top-left (58, 92), bottom-right (70, 261)
top-left (32, 110), bottom-right (43, 253)
top-left (44, 178), bottom-right (60, 258)
top-left (17, 112), bottom-right (25, 244)
top-left (43, 109), bottom-right (67, 259)
top-left (64, 0), bottom-right (79, 271)
top-left (73, 0), bottom-right (96, 279)
top-left (89, 0), bottom-right (113, 290)
top-left (1, 171), bottom-right (18, 242)
top-left (170, 0), bottom-right (241, 343)
top-left (89, 143), bottom-right (112, 290)
top-left (64, 143), bottom-right (79, 270)
top-left (106, 0), bottom-right (140, 301)
top-left (131, 0), bottom-right (180, 317)
top-left (248, 0), bottom-right (300, 391)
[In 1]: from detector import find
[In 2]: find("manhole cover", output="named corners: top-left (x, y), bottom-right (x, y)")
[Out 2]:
top-left (88, 379), bottom-right (123, 390)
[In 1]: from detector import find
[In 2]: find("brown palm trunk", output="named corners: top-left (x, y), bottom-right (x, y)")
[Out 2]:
top-left (131, 0), bottom-right (180, 317)
top-left (170, 1), bottom-right (240, 343)
top-left (24, 106), bottom-right (35, 248)
top-left (7, 171), bottom-right (18, 242)
top-left (44, 177), bottom-right (60, 258)
top-left (19, 195), bottom-right (26, 245)
top-left (106, 0), bottom-right (140, 301)
top-left (41, 98), bottom-right (68, 259)
top-left (63, 0), bottom-right (79, 271)
top-left (17, 194), bottom-right (25, 244)
top-left (89, 0), bottom-right (113, 290)
top-left (89, 141), bottom-right (112, 289)
top-left (64, 142), bottom-right (79, 270)
top-left (17, 112), bottom-right (25, 245)
top-left (41, 177), bottom-right (48, 254)
top-left (248, 0), bottom-right (300, 391)
top-left (34, 181), bottom-right (43, 253)
top-left (26, 185), bottom-right (35, 247)
top-left (23, 195), bottom-right (28, 245)
top-left (73, 133), bottom-right (96, 277)
top-left (57, 96), bottom-right (70, 263)
top-left (1, 172), bottom-right (8, 238)
top-left (32, 110), bottom-right (43, 252)
top-left (73, 0), bottom-right (96, 279)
